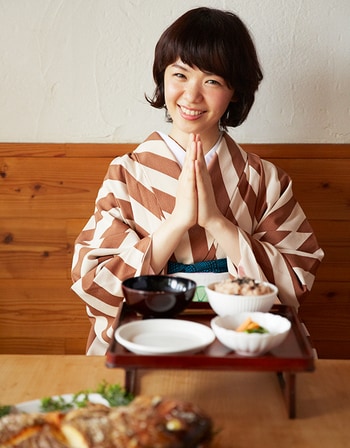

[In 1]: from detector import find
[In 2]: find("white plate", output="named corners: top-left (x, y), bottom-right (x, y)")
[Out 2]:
top-left (115, 319), bottom-right (215, 355)
top-left (15, 393), bottom-right (109, 413)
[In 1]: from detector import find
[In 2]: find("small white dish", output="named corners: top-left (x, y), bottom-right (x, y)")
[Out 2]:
top-left (211, 312), bottom-right (291, 357)
top-left (115, 319), bottom-right (215, 355)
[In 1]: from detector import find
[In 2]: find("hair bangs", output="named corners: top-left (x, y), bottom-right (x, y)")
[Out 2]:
top-left (174, 33), bottom-right (232, 86)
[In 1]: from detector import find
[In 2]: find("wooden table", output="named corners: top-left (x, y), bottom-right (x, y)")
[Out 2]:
top-left (0, 355), bottom-right (349, 447)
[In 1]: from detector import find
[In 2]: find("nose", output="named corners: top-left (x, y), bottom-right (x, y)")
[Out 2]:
top-left (183, 80), bottom-right (203, 103)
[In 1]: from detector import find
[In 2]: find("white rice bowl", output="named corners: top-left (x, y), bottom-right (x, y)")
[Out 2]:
top-left (205, 280), bottom-right (278, 316)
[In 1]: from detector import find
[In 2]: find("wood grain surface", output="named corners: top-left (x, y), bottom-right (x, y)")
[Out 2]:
top-left (0, 355), bottom-right (349, 447)
top-left (0, 143), bottom-right (349, 357)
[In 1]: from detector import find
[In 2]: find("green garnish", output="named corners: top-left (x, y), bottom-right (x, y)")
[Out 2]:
top-left (245, 326), bottom-right (268, 334)
top-left (40, 396), bottom-right (74, 412)
top-left (96, 381), bottom-right (133, 407)
top-left (0, 405), bottom-right (12, 417)
top-left (40, 381), bottom-right (133, 413)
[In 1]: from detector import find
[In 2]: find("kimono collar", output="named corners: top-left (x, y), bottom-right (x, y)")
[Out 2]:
top-left (156, 131), bottom-right (224, 167)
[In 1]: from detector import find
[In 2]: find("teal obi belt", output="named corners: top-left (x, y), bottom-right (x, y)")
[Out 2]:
top-left (167, 258), bottom-right (228, 274)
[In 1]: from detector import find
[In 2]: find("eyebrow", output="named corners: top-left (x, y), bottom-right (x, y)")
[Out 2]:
top-left (170, 62), bottom-right (190, 71)
top-left (170, 62), bottom-right (218, 77)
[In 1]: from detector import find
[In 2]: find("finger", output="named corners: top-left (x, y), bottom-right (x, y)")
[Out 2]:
top-left (195, 137), bottom-right (206, 164)
top-left (195, 159), bottom-right (207, 193)
top-left (189, 133), bottom-right (197, 161)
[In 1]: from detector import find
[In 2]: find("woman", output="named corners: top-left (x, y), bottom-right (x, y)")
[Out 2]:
top-left (71, 7), bottom-right (324, 355)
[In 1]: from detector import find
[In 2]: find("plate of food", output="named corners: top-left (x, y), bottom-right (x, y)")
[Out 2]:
top-left (115, 318), bottom-right (215, 355)
top-left (0, 383), bottom-right (213, 447)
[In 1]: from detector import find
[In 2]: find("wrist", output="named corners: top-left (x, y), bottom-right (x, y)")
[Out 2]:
top-left (171, 207), bottom-right (196, 232)
top-left (205, 214), bottom-right (226, 235)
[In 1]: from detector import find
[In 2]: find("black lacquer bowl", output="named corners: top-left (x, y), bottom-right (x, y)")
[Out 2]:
top-left (122, 275), bottom-right (197, 318)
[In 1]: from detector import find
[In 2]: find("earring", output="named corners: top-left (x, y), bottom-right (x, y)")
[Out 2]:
top-left (164, 107), bottom-right (173, 123)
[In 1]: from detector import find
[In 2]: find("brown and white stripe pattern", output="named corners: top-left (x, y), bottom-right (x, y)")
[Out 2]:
top-left (71, 132), bottom-right (324, 354)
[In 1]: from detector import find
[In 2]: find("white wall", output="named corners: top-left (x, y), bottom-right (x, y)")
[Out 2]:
top-left (0, 0), bottom-right (349, 143)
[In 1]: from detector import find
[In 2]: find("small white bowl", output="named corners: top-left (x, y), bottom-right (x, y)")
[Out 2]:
top-left (211, 312), bottom-right (291, 357)
top-left (205, 280), bottom-right (278, 316)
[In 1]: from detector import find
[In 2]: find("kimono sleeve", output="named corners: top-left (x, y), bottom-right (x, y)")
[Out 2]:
top-left (71, 161), bottom-right (156, 355)
top-left (228, 158), bottom-right (324, 308)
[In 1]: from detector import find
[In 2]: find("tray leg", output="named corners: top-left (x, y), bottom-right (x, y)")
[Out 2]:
top-left (125, 368), bottom-right (137, 395)
top-left (277, 372), bottom-right (296, 419)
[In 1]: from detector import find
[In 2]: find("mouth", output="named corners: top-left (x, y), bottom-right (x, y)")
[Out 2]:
top-left (179, 105), bottom-right (205, 118)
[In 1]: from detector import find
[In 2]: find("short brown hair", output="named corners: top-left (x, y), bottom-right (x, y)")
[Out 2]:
top-left (146, 7), bottom-right (263, 128)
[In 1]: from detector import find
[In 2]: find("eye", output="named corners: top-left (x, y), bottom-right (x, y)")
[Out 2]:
top-left (206, 79), bottom-right (221, 86)
top-left (174, 72), bottom-right (186, 79)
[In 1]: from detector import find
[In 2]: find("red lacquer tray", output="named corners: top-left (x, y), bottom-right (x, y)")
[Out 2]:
top-left (106, 303), bottom-right (315, 418)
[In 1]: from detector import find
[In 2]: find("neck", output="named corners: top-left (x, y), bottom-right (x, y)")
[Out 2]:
top-left (169, 129), bottom-right (222, 154)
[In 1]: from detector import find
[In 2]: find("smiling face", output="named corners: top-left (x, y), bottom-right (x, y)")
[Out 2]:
top-left (164, 59), bottom-right (234, 151)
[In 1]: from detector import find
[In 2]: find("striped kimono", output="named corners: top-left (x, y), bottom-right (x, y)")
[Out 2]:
top-left (71, 132), bottom-right (324, 354)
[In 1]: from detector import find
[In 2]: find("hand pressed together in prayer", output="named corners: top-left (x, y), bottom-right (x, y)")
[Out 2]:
top-left (173, 133), bottom-right (221, 231)
top-left (158, 132), bottom-right (241, 274)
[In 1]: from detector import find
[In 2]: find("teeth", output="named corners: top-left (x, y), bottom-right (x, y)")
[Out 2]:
top-left (181, 106), bottom-right (203, 116)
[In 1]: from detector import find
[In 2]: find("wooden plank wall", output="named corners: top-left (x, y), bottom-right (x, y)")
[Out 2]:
top-left (0, 143), bottom-right (349, 358)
